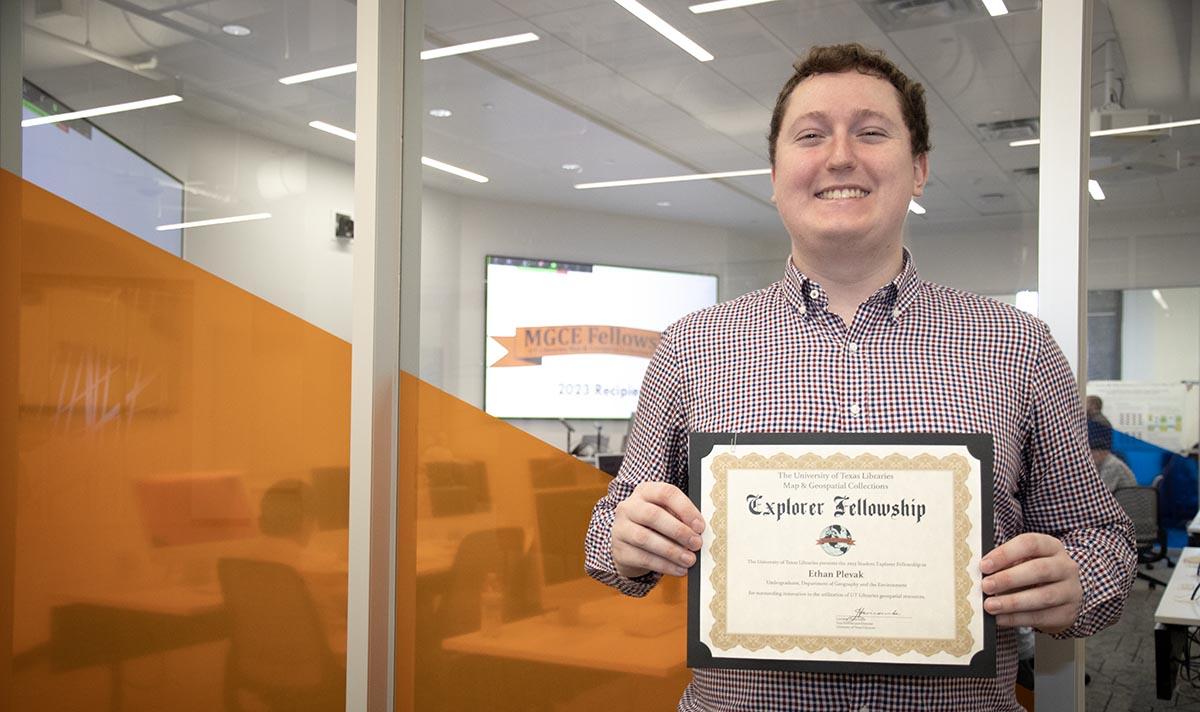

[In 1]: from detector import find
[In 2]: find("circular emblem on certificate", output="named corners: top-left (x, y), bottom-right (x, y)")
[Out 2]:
top-left (817, 524), bottom-right (854, 556)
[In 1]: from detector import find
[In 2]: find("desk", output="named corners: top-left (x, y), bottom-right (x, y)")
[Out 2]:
top-left (51, 586), bottom-right (228, 711)
top-left (441, 592), bottom-right (686, 677)
top-left (1154, 547), bottom-right (1200, 699)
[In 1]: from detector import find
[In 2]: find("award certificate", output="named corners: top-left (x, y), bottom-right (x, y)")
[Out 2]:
top-left (687, 433), bottom-right (995, 677)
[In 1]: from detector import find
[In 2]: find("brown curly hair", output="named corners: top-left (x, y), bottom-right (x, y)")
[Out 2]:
top-left (768, 43), bottom-right (931, 165)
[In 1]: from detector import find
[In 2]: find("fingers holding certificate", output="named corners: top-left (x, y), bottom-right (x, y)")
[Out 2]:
top-left (687, 433), bottom-right (996, 677)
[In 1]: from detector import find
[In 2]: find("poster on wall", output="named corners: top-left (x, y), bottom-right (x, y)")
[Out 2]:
top-left (1087, 381), bottom-right (1191, 451)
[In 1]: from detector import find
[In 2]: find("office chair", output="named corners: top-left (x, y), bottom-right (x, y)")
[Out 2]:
top-left (217, 558), bottom-right (345, 712)
top-left (433, 527), bottom-right (538, 637)
top-left (1112, 485), bottom-right (1170, 588)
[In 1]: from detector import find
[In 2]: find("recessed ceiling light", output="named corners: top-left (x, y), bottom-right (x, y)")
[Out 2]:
top-left (561, 163), bottom-right (582, 172)
top-left (221, 24), bottom-right (252, 37)
top-left (908, 200), bottom-right (927, 215)
top-left (689, 0), bottom-right (781, 13)
top-left (1088, 179), bottom-right (1105, 201)
top-left (428, 108), bottom-right (453, 118)
top-left (21, 94), bottom-right (182, 127)
top-left (656, 201), bottom-right (671, 207)
top-left (611, 0), bottom-right (714, 62)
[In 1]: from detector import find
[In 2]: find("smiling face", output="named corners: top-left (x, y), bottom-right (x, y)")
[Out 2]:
top-left (771, 70), bottom-right (928, 266)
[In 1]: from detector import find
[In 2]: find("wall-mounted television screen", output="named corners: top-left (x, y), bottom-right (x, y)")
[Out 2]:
top-left (485, 256), bottom-right (718, 419)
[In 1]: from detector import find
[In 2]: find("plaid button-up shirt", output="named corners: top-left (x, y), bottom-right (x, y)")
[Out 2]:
top-left (585, 252), bottom-right (1135, 711)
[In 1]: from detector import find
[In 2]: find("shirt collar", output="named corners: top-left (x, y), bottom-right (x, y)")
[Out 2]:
top-left (783, 247), bottom-right (921, 321)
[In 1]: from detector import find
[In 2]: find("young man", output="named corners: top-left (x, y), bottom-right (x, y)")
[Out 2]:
top-left (584, 44), bottom-right (1135, 711)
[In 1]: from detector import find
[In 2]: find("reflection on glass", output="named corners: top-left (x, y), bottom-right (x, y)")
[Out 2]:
top-left (10, 0), bottom-right (355, 708)
top-left (1084, 1), bottom-right (1200, 562)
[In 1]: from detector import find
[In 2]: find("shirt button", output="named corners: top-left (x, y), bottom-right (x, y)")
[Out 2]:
top-left (799, 304), bottom-right (808, 315)
top-left (849, 403), bottom-right (861, 416)
top-left (891, 307), bottom-right (901, 318)
top-left (846, 342), bottom-right (858, 353)
top-left (809, 288), bottom-right (820, 299)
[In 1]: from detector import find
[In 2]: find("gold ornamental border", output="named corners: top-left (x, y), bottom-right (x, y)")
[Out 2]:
top-left (707, 450), bottom-right (975, 659)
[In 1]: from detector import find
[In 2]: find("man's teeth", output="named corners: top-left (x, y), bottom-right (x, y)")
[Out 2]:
top-left (817, 188), bottom-right (869, 199)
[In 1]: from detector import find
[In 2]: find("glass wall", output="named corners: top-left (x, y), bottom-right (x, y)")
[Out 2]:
top-left (6, 2), bottom-right (356, 710)
top-left (1083, 0), bottom-right (1200, 566)
top-left (407, 0), bottom-right (1042, 708)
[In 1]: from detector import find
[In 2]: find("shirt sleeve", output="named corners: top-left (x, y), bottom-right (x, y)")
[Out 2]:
top-left (584, 327), bottom-right (689, 597)
top-left (1021, 323), bottom-right (1136, 638)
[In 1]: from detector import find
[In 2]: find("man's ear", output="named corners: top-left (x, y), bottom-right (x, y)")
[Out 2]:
top-left (912, 153), bottom-right (929, 197)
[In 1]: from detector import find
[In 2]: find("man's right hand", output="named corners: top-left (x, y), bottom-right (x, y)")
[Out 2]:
top-left (611, 481), bottom-right (705, 579)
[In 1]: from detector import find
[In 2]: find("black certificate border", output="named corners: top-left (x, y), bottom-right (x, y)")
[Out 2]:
top-left (686, 432), bottom-right (996, 678)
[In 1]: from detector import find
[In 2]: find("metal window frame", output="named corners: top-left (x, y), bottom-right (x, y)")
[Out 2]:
top-left (346, 0), bottom-right (422, 710)
top-left (1035, 0), bottom-right (1093, 709)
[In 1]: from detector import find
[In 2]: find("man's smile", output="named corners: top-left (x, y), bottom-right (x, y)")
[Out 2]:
top-left (815, 186), bottom-right (871, 200)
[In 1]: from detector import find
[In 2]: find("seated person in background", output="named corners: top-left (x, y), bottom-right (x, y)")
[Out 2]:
top-left (1086, 394), bottom-right (1112, 430)
top-left (243, 479), bottom-right (348, 653)
top-left (1088, 418), bottom-right (1136, 492)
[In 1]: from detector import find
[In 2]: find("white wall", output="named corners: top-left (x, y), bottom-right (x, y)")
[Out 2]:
top-left (93, 106), bottom-right (358, 341)
top-left (1121, 287), bottom-right (1200, 449)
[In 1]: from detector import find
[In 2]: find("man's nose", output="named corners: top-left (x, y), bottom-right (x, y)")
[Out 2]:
top-left (826, 133), bottom-right (855, 170)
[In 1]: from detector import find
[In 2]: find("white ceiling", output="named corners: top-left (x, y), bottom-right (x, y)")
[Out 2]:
top-left (18, 0), bottom-right (1200, 234)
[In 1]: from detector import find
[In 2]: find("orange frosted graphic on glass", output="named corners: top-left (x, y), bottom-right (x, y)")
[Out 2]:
top-left (1, 170), bottom-right (21, 712)
top-left (4, 170), bottom-right (350, 712)
top-left (403, 372), bottom-right (690, 710)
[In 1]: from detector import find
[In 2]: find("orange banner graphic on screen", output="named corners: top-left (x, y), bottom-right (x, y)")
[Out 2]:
top-left (490, 325), bottom-right (660, 367)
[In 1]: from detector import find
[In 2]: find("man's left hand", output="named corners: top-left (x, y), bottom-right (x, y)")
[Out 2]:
top-left (981, 533), bottom-right (1083, 635)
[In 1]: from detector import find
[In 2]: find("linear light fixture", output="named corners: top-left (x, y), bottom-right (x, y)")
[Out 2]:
top-left (575, 168), bottom-right (769, 189)
top-left (908, 200), bottom-right (926, 215)
top-left (420, 32), bottom-right (540, 60)
top-left (280, 33), bottom-right (540, 85)
top-left (1009, 116), bottom-right (1200, 146)
top-left (421, 156), bottom-right (489, 183)
top-left (689, 0), bottom-right (781, 13)
top-left (309, 120), bottom-right (357, 141)
top-left (981, 0), bottom-right (1009, 17)
top-left (279, 62), bottom-right (357, 85)
top-left (1151, 289), bottom-right (1170, 311)
top-left (156, 212), bottom-right (271, 231)
top-left (611, 0), bottom-right (714, 62)
top-left (21, 94), bottom-right (182, 127)
top-left (1087, 179), bottom-right (1105, 201)
top-left (308, 120), bottom-right (489, 183)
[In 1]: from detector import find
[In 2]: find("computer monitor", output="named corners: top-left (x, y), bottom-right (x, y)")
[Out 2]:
top-left (570, 434), bottom-right (609, 456)
top-left (311, 466), bottom-right (350, 530)
top-left (134, 470), bottom-right (256, 547)
top-left (596, 454), bottom-right (624, 477)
